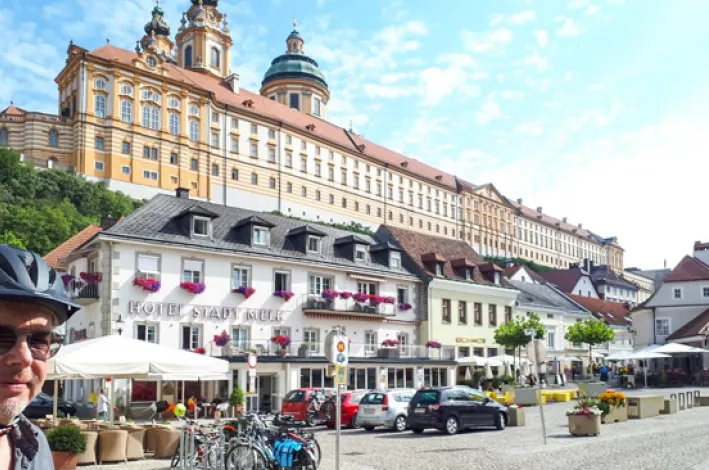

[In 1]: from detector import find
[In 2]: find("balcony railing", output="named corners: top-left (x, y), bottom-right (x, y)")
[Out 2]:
top-left (68, 280), bottom-right (100, 304)
top-left (210, 340), bottom-right (454, 361)
top-left (301, 296), bottom-right (398, 317)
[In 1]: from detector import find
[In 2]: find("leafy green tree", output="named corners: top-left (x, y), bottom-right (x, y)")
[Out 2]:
top-left (0, 232), bottom-right (27, 249)
top-left (565, 319), bottom-right (615, 377)
top-left (483, 256), bottom-right (555, 273)
top-left (494, 313), bottom-right (546, 375)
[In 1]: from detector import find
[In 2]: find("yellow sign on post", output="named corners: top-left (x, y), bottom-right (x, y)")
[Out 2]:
top-left (334, 365), bottom-right (348, 385)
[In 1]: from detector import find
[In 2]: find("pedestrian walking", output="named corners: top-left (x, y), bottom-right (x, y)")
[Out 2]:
top-left (97, 388), bottom-right (111, 421)
top-left (0, 244), bottom-right (80, 469)
top-left (600, 364), bottom-right (609, 382)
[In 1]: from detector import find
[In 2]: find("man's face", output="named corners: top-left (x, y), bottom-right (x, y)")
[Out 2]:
top-left (0, 300), bottom-right (55, 425)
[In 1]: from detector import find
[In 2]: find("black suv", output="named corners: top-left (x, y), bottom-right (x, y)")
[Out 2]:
top-left (406, 387), bottom-right (507, 435)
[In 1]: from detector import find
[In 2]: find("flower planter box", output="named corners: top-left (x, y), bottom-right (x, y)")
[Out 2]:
top-left (601, 405), bottom-right (628, 424)
top-left (52, 452), bottom-right (79, 470)
top-left (508, 407), bottom-right (525, 426)
top-left (568, 415), bottom-right (601, 436)
top-left (377, 348), bottom-right (400, 359)
top-left (514, 388), bottom-right (540, 406)
top-left (577, 382), bottom-right (607, 398)
top-left (627, 396), bottom-right (664, 419)
top-left (661, 398), bottom-right (678, 415)
top-left (697, 396), bottom-right (709, 407)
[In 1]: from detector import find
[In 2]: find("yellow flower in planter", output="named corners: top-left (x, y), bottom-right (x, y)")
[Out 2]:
top-left (598, 391), bottom-right (626, 408)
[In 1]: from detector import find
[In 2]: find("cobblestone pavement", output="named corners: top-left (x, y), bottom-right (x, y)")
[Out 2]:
top-left (85, 387), bottom-right (709, 470)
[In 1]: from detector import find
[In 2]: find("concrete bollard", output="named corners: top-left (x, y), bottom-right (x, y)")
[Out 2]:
top-left (694, 390), bottom-right (701, 407)
top-left (686, 391), bottom-right (694, 409)
top-left (677, 393), bottom-right (686, 410)
top-left (661, 398), bottom-right (678, 414)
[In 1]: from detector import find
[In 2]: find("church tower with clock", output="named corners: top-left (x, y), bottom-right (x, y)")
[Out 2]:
top-left (175, 0), bottom-right (233, 78)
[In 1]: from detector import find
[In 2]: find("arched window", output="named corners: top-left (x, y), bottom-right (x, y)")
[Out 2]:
top-left (210, 47), bottom-right (220, 68)
top-left (185, 46), bottom-right (193, 67)
top-left (142, 105), bottom-right (160, 130)
top-left (94, 95), bottom-right (106, 118)
top-left (121, 99), bottom-right (133, 123)
top-left (0, 128), bottom-right (8, 146)
top-left (169, 113), bottom-right (180, 135)
top-left (49, 129), bottom-right (59, 147)
top-left (189, 119), bottom-right (199, 142)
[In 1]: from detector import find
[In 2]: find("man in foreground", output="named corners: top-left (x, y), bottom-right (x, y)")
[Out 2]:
top-left (0, 245), bottom-right (80, 469)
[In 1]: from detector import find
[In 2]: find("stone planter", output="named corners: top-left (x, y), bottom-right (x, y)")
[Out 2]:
top-left (601, 405), bottom-right (628, 424)
top-left (577, 382), bottom-right (607, 398)
top-left (698, 396), bottom-right (709, 407)
top-left (52, 452), bottom-right (79, 470)
top-left (508, 407), bottom-right (525, 426)
top-left (377, 347), bottom-right (400, 359)
top-left (501, 384), bottom-right (515, 394)
top-left (514, 388), bottom-right (540, 406)
top-left (568, 414), bottom-right (601, 436)
top-left (661, 398), bottom-right (678, 414)
top-left (627, 396), bottom-right (664, 419)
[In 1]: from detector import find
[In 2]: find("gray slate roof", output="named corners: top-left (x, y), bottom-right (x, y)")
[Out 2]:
top-left (102, 194), bottom-right (417, 279)
top-left (510, 280), bottom-right (589, 316)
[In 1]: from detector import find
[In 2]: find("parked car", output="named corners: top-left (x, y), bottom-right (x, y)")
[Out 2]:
top-left (281, 388), bottom-right (335, 426)
top-left (356, 388), bottom-right (417, 432)
top-left (325, 391), bottom-right (366, 429)
top-left (23, 393), bottom-right (78, 419)
top-left (407, 387), bottom-right (508, 435)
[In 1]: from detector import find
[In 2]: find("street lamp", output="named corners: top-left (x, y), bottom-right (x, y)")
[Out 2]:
top-left (115, 315), bottom-right (124, 336)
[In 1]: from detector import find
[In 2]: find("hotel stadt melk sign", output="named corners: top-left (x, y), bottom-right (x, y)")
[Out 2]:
top-left (128, 301), bottom-right (287, 323)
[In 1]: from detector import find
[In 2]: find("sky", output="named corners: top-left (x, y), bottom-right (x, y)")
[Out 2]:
top-left (0, 0), bottom-right (707, 270)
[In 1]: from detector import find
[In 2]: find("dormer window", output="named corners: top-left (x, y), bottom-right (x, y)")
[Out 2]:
top-left (390, 252), bottom-right (401, 269)
top-left (465, 268), bottom-right (473, 281)
top-left (435, 263), bottom-right (443, 276)
top-left (253, 227), bottom-right (270, 246)
top-left (494, 272), bottom-right (501, 285)
top-left (355, 245), bottom-right (367, 262)
top-left (192, 216), bottom-right (211, 237)
top-left (307, 235), bottom-right (321, 253)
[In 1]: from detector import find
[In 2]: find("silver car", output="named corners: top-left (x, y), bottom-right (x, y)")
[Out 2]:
top-left (356, 389), bottom-right (417, 432)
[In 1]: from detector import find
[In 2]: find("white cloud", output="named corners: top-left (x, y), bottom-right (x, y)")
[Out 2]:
top-left (362, 83), bottom-right (416, 99)
top-left (436, 53), bottom-right (477, 68)
top-left (588, 83), bottom-right (605, 91)
top-left (522, 51), bottom-right (550, 72)
top-left (509, 10), bottom-right (537, 25)
top-left (501, 90), bottom-right (524, 99)
top-left (406, 21), bottom-right (429, 35)
top-left (567, 103), bottom-right (624, 130)
top-left (555, 17), bottom-right (583, 36)
top-left (419, 66), bottom-right (480, 106)
top-left (514, 122), bottom-right (544, 136)
top-left (534, 30), bottom-right (549, 48)
top-left (462, 28), bottom-right (513, 53)
top-left (380, 73), bottom-right (412, 85)
top-left (567, 0), bottom-right (591, 9)
top-left (584, 4), bottom-right (601, 15)
top-left (475, 94), bottom-right (502, 124)
top-left (490, 14), bottom-right (505, 26)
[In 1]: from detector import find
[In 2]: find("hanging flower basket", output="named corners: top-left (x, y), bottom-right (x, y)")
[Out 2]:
top-left (274, 290), bottom-right (294, 301)
top-left (399, 303), bottom-right (412, 311)
top-left (214, 331), bottom-right (231, 347)
top-left (193, 347), bottom-right (206, 355)
top-left (180, 282), bottom-right (206, 294)
top-left (133, 278), bottom-right (161, 293)
top-left (271, 335), bottom-right (291, 348)
top-left (381, 296), bottom-right (396, 304)
top-left (381, 339), bottom-right (400, 347)
top-left (339, 291), bottom-right (353, 300)
top-left (61, 274), bottom-right (74, 287)
top-left (353, 292), bottom-right (369, 303)
top-left (233, 286), bottom-right (256, 298)
top-left (369, 295), bottom-right (383, 306)
top-left (322, 289), bottom-right (339, 302)
top-left (426, 340), bottom-right (442, 349)
top-left (80, 272), bottom-right (103, 285)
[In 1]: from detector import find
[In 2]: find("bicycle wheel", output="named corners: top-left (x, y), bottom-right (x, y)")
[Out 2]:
top-left (308, 438), bottom-right (321, 467)
top-left (170, 446), bottom-right (180, 468)
top-left (224, 443), bottom-right (269, 470)
top-left (294, 447), bottom-right (318, 470)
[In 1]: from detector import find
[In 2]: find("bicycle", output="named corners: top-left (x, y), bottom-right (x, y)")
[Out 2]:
top-left (170, 418), bottom-right (224, 469)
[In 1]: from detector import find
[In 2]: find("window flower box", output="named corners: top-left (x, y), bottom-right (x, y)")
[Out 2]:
top-left (79, 272), bottom-right (103, 285)
top-left (381, 339), bottom-right (400, 347)
top-left (322, 289), bottom-right (339, 302)
top-left (398, 302), bottom-right (412, 311)
top-left (271, 335), bottom-right (291, 357)
top-left (193, 347), bottom-right (206, 355)
top-left (381, 296), bottom-right (396, 304)
top-left (233, 286), bottom-right (256, 298)
top-left (180, 282), bottom-right (206, 294)
top-left (274, 290), bottom-right (294, 301)
top-left (339, 291), bottom-right (353, 300)
top-left (214, 331), bottom-right (231, 347)
top-left (353, 292), bottom-right (369, 303)
top-left (426, 340), bottom-right (442, 349)
top-left (133, 278), bottom-right (161, 293)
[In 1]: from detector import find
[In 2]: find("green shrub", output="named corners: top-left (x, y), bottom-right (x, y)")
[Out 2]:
top-left (47, 425), bottom-right (87, 454)
top-left (229, 385), bottom-right (245, 407)
top-left (500, 375), bottom-right (516, 385)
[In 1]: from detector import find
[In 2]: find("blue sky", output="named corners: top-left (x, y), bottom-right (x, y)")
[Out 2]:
top-left (1, 0), bottom-right (707, 269)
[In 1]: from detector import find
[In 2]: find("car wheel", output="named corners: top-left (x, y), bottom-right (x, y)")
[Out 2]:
top-left (363, 425), bottom-right (375, 431)
top-left (393, 415), bottom-right (407, 432)
top-left (411, 427), bottom-right (424, 434)
top-left (306, 412), bottom-right (316, 427)
top-left (350, 413), bottom-right (360, 429)
top-left (443, 416), bottom-right (459, 435)
top-left (495, 412), bottom-right (506, 430)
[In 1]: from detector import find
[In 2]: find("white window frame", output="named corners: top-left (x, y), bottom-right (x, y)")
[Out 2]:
top-left (189, 119), bottom-right (199, 142)
top-left (390, 252), bottom-right (401, 269)
top-left (397, 286), bottom-right (409, 304)
top-left (252, 227), bottom-right (269, 246)
top-left (307, 235), bottom-right (321, 254)
top-left (308, 275), bottom-right (332, 296)
top-left (231, 327), bottom-right (250, 350)
top-left (94, 161), bottom-right (104, 171)
top-left (274, 270), bottom-right (290, 292)
top-left (182, 258), bottom-right (204, 283)
top-left (702, 286), bottom-right (709, 298)
top-left (655, 318), bottom-right (670, 336)
top-left (303, 328), bottom-right (320, 353)
top-left (169, 112), bottom-right (180, 135)
top-left (136, 253), bottom-right (160, 280)
top-left (364, 331), bottom-right (377, 353)
top-left (355, 245), bottom-right (367, 262)
top-left (135, 323), bottom-right (158, 343)
top-left (192, 216), bottom-right (210, 237)
top-left (232, 265), bottom-right (251, 289)
top-left (121, 165), bottom-right (130, 175)
top-left (547, 331), bottom-right (556, 350)
top-left (181, 324), bottom-right (202, 350)
top-left (673, 287), bottom-right (683, 300)
top-left (94, 95), bottom-right (106, 118)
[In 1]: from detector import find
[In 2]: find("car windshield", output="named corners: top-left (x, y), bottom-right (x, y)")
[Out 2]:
top-left (284, 390), bottom-right (307, 402)
top-left (410, 390), bottom-right (440, 406)
top-left (360, 393), bottom-right (386, 405)
top-left (347, 394), bottom-right (364, 404)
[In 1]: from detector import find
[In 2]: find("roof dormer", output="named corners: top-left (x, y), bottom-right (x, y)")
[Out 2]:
top-left (370, 241), bottom-right (402, 269)
top-left (286, 224), bottom-right (326, 254)
top-left (334, 234), bottom-right (371, 262)
top-left (421, 252), bottom-right (446, 276)
top-left (233, 215), bottom-right (275, 247)
top-left (479, 263), bottom-right (504, 285)
top-left (451, 258), bottom-right (476, 281)
top-left (175, 203), bottom-right (220, 239)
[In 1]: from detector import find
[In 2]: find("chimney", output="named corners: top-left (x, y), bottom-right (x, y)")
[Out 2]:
top-left (517, 198), bottom-right (523, 204)
top-left (224, 73), bottom-right (240, 94)
top-left (562, 217), bottom-right (568, 223)
top-left (175, 187), bottom-right (190, 199)
top-left (536, 206), bottom-right (542, 213)
top-left (100, 217), bottom-right (117, 230)
top-left (693, 241), bottom-right (709, 266)
top-left (578, 223), bottom-right (583, 229)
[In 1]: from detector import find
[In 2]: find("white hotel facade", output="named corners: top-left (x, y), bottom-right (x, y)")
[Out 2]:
top-left (60, 189), bottom-right (455, 414)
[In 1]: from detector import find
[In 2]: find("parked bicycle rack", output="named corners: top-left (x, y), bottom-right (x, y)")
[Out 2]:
top-left (177, 427), bottom-right (226, 470)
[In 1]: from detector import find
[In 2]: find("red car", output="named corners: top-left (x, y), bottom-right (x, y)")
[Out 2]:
top-left (325, 392), bottom-right (365, 429)
top-left (281, 388), bottom-right (335, 425)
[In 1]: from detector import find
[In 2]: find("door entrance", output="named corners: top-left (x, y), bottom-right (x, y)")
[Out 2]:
top-left (258, 375), bottom-right (275, 414)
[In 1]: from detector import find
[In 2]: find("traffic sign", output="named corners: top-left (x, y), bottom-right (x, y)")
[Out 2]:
top-left (247, 353), bottom-right (258, 369)
top-left (334, 365), bottom-right (348, 386)
top-left (325, 330), bottom-right (349, 366)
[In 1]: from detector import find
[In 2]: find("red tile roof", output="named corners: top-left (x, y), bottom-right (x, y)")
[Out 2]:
top-left (0, 103), bottom-right (27, 115)
top-left (664, 255), bottom-right (709, 283)
top-left (539, 267), bottom-right (584, 293)
top-left (568, 294), bottom-right (631, 326)
top-left (666, 307), bottom-right (709, 340)
top-left (87, 45), bottom-right (458, 190)
top-left (43, 225), bottom-right (102, 270)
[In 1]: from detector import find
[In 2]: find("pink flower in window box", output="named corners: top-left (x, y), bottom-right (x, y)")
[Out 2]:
top-left (381, 339), bottom-right (400, 347)
top-left (133, 278), bottom-right (161, 292)
top-left (322, 289), bottom-right (339, 301)
top-left (274, 290), bottom-right (294, 301)
top-left (80, 272), bottom-right (103, 284)
top-left (234, 286), bottom-right (256, 298)
top-left (353, 292), bottom-right (369, 303)
top-left (180, 281), bottom-right (206, 294)
top-left (193, 347), bottom-right (206, 355)
top-left (426, 340), bottom-right (442, 349)
top-left (339, 291), bottom-right (353, 300)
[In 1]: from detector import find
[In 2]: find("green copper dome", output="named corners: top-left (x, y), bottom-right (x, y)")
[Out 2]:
top-left (262, 53), bottom-right (328, 89)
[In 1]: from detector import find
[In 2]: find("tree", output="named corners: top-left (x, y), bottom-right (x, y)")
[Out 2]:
top-left (0, 232), bottom-right (26, 249)
top-left (494, 313), bottom-right (546, 376)
top-left (483, 255), bottom-right (555, 273)
top-left (564, 319), bottom-right (615, 377)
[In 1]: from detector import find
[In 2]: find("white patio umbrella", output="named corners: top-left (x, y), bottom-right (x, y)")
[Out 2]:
top-left (457, 355), bottom-right (489, 366)
top-left (628, 350), bottom-right (671, 387)
top-left (606, 351), bottom-right (634, 361)
top-left (653, 343), bottom-right (709, 354)
top-left (47, 335), bottom-right (230, 421)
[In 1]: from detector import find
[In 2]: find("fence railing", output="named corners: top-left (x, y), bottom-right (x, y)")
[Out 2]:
top-left (68, 280), bottom-right (100, 301)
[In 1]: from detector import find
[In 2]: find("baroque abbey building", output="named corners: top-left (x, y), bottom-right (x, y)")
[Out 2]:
top-left (0, 0), bottom-right (623, 271)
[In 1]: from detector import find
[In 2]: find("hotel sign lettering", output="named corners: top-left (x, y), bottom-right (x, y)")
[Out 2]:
top-left (128, 301), bottom-right (285, 322)
top-left (456, 337), bottom-right (486, 344)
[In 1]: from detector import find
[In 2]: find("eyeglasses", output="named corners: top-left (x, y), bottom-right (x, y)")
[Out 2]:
top-left (0, 325), bottom-right (63, 361)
